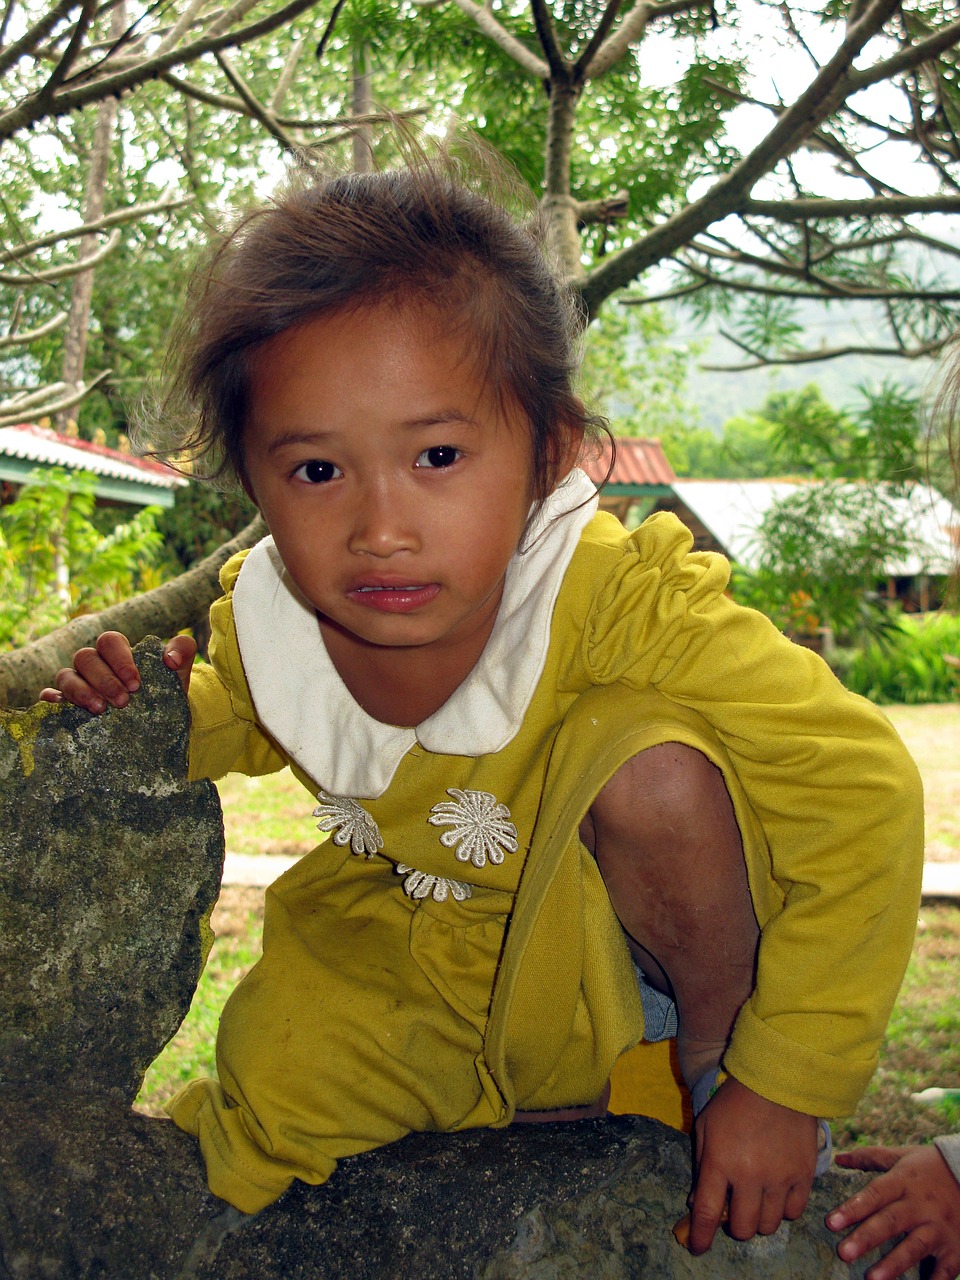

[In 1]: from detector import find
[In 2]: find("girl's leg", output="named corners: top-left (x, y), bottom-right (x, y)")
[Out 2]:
top-left (579, 742), bottom-right (759, 1089)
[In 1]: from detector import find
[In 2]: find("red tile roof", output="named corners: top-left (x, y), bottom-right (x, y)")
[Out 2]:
top-left (580, 436), bottom-right (676, 487)
top-left (1, 423), bottom-right (185, 489)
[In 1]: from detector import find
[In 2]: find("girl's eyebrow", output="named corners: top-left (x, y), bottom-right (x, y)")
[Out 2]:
top-left (265, 414), bottom-right (481, 453)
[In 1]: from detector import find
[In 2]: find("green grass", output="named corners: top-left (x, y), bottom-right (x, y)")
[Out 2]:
top-left (135, 890), bottom-right (264, 1115)
top-left (218, 769), bottom-right (318, 858)
top-left (835, 904), bottom-right (960, 1149)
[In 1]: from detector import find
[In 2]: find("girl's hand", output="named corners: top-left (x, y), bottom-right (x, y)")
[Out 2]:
top-left (686, 1076), bottom-right (817, 1255)
top-left (827, 1145), bottom-right (960, 1280)
top-left (39, 631), bottom-right (197, 713)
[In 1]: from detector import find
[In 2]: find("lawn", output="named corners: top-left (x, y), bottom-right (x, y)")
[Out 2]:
top-left (136, 704), bottom-right (960, 1150)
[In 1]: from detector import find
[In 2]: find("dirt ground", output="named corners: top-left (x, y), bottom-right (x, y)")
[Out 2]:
top-left (884, 703), bottom-right (960, 862)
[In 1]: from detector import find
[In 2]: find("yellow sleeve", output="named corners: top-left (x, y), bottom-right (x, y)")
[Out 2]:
top-left (187, 551), bottom-right (287, 784)
top-left (587, 512), bottom-right (924, 1117)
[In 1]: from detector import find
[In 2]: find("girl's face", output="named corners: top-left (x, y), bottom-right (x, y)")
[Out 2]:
top-left (242, 302), bottom-right (566, 663)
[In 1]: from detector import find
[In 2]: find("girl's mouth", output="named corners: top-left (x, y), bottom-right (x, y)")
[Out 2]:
top-left (347, 583), bottom-right (440, 613)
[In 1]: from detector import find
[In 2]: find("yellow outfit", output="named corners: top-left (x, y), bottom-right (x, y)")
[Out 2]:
top-left (172, 471), bottom-right (923, 1213)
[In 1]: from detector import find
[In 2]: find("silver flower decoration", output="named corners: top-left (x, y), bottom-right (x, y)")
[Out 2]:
top-left (395, 863), bottom-right (472, 903)
top-left (428, 788), bottom-right (519, 869)
top-left (313, 791), bottom-right (383, 857)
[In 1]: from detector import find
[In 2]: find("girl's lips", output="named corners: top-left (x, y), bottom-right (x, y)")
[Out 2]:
top-left (346, 583), bottom-right (440, 613)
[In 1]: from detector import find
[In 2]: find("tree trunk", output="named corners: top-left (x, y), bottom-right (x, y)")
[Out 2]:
top-left (56, 3), bottom-right (126, 432)
top-left (0, 515), bottom-right (265, 708)
top-left (351, 43), bottom-right (373, 174)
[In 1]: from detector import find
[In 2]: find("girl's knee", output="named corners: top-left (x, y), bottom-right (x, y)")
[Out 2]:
top-left (589, 742), bottom-right (736, 849)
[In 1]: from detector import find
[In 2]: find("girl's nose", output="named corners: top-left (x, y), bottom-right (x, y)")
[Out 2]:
top-left (347, 484), bottom-right (420, 557)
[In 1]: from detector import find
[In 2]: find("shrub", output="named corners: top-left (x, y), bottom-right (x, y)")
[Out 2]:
top-left (834, 611), bottom-right (960, 704)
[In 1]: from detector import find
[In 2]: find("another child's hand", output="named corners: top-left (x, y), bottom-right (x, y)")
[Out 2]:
top-left (687, 1075), bottom-right (817, 1254)
top-left (826, 1145), bottom-right (960, 1280)
top-left (39, 631), bottom-right (197, 713)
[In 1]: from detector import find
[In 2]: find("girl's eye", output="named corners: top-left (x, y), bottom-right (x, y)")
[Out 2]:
top-left (415, 445), bottom-right (461, 470)
top-left (293, 459), bottom-right (341, 484)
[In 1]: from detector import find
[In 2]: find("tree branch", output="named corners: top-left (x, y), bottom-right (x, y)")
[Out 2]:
top-left (580, 0), bottom-right (902, 314)
top-left (586, 0), bottom-right (705, 80)
top-left (529, 0), bottom-right (568, 78)
top-left (0, 310), bottom-right (68, 348)
top-left (743, 195), bottom-right (960, 220)
top-left (0, 369), bottom-right (110, 425)
top-left (0, 194), bottom-right (190, 266)
top-left (0, 230), bottom-right (121, 284)
top-left (0, 514), bottom-right (267, 707)
top-left (702, 332), bottom-right (944, 371)
top-left (0, 0), bottom-right (329, 140)
top-left (439, 0), bottom-right (548, 78)
top-left (0, 0), bottom-right (79, 78)
top-left (573, 0), bottom-right (624, 80)
top-left (214, 50), bottom-right (301, 152)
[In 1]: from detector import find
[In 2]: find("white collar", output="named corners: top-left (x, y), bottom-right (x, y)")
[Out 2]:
top-left (232, 468), bottom-right (598, 798)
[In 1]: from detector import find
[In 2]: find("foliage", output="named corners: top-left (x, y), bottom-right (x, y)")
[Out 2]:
top-left (579, 301), bottom-right (699, 438)
top-left (155, 484), bottom-right (259, 575)
top-left (730, 480), bottom-right (919, 645)
top-left (0, 468), bottom-right (163, 648)
top-left (661, 379), bottom-right (929, 485)
top-left (832, 611), bottom-right (960, 705)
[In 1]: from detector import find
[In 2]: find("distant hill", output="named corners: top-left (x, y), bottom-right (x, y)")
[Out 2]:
top-left (670, 297), bottom-right (939, 430)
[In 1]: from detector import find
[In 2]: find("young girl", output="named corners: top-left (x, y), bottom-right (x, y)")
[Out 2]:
top-left (46, 162), bottom-right (924, 1254)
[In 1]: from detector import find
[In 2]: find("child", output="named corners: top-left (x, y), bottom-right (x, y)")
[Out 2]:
top-left (45, 160), bottom-right (924, 1253)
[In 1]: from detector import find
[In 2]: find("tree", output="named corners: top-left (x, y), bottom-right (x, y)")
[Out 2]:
top-left (385, 0), bottom-right (960, 360)
top-left (0, 467), bottom-right (163, 646)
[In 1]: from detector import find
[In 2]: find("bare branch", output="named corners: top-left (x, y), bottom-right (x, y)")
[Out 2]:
top-left (529, 0), bottom-right (568, 78)
top-left (743, 195), bottom-right (960, 220)
top-left (0, 230), bottom-right (121, 285)
top-left (153, 0), bottom-right (208, 57)
top-left (573, 0), bottom-right (625, 80)
top-left (269, 33), bottom-right (304, 112)
top-left (159, 69), bottom-right (245, 112)
top-left (38, 0), bottom-right (97, 101)
top-left (575, 190), bottom-right (630, 224)
top-left (0, 0), bottom-right (331, 140)
top-left (848, 17), bottom-right (960, 96)
top-left (586, 0), bottom-right (706, 80)
top-left (0, 369), bottom-right (110, 426)
top-left (215, 51), bottom-right (301, 152)
top-left (0, 310), bottom-right (68, 348)
top-left (0, 194), bottom-right (190, 267)
top-left (437, 0), bottom-right (549, 78)
top-left (0, 0), bottom-right (79, 78)
top-left (702, 332), bottom-right (945, 370)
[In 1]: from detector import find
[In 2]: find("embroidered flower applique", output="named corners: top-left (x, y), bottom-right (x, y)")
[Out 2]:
top-left (313, 792), bottom-right (383, 857)
top-left (428, 788), bottom-right (519, 869)
top-left (395, 864), bottom-right (473, 903)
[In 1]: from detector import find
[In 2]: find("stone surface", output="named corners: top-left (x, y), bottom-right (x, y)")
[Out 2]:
top-left (0, 637), bottom-right (223, 1101)
top-left (0, 1098), bottom-right (899, 1280)
top-left (0, 643), bottom-right (913, 1279)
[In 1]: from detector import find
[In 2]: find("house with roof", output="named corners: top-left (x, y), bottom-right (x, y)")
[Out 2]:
top-left (579, 438), bottom-right (959, 614)
top-left (578, 436), bottom-right (676, 523)
top-left (0, 423), bottom-right (187, 509)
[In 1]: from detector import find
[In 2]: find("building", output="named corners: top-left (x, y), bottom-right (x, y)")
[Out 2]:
top-left (0, 423), bottom-right (187, 509)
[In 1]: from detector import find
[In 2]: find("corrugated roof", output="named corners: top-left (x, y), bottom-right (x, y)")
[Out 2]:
top-left (670, 478), bottom-right (960, 576)
top-left (0, 423), bottom-right (186, 490)
top-left (580, 437), bottom-right (676, 488)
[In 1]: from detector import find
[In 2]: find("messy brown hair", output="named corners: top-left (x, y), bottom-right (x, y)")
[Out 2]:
top-left (143, 149), bottom-right (607, 509)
